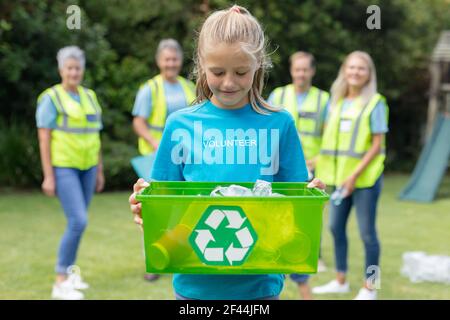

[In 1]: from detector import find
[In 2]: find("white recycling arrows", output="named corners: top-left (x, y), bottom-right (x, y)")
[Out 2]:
top-left (204, 248), bottom-right (223, 261)
top-left (191, 208), bottom-right (257, 266)
top-left (235, 227), bottom-right (254, 248)
top-left (224, 210), bottom-right (246, 229)
top-left (205, 209), bottom-right (225, 230)
top-left (194, 229), bottom-right (214, 253)
top-left (225, 244), bottom-right (249, 265)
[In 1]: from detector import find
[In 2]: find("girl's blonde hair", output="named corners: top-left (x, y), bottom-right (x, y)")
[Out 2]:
top-left (329, 51), bottom-right (377, 109)
top-left (193, 5), bottom-right (279, 114)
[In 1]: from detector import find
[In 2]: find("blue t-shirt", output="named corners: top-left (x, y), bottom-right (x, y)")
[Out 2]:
top-left (325, 98), bottom-right (389, 134)
top-left (132, 80), bottom-right (190, 119)
top-left (150, 100), bottom-right (308, 300)
top-left (36, 91), bottom-right (103, 129)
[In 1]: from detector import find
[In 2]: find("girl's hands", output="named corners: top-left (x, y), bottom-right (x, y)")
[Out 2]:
top-left (129, 178), bottom-right (150, 227)
top-left (42, 176), bottom-right (56, 196)
top-left (128, 178), bottom-right (326, 228)
top-left (307, 178), bottom-right (326, 190)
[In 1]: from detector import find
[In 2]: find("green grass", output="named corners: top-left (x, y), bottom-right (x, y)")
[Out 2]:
top-left (1, 175), bottom-right (449, 300)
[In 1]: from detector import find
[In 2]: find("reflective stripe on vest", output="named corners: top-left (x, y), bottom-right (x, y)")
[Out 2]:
top-left (320, 94), bottom-right (384, 158)
top-left (51, 87), bottom-right (101, 133)
top-left (138, 74), bottom-right (196, 155)
top-left (316, 93), bottom-right (388, 188)
top-left (146, 124), bottom-right (164, 131)
top-left (37, 84), bottom-right (102, 170)
top-left (273, 85), bottom-right (329, 160)
top-left (277, 85), bottom-right (327, 136)
top-left (320, 148), bottom-right (386, 159)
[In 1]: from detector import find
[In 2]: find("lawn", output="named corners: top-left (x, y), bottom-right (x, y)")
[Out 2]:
top-left (0, 174), bottom-right (449, 300)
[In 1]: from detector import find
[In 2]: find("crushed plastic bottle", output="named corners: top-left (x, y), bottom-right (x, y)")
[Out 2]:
top-left (252, 179), bottom-right (272, 196)
top-left (210, 180), bottom-right (285, 197)
top-left (401, 251), bottom-right (450, 284)
top-left (330, 187), bottom-right (349, 206)
top-left (210, 185), bottom-right (253, 197)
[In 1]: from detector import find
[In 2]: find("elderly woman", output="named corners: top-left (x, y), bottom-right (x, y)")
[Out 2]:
top-left (36, 46), bottom-right (104, 300)
top-left (132, 39), bottom-right (195, 282)
top-left (132, 38), bottom-right (196, 155)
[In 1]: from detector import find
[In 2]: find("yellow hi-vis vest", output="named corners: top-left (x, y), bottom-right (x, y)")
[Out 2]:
top-left (271, 85), bottom-right (329, 160)
top-left (37, 84), bottom-right (102, 170)
top-left (315, 93), bottom-right (389, 188)
top-left (138, 74), bottom-right (196, 155)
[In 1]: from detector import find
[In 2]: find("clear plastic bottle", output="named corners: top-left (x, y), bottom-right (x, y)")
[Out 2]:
top-left (330, 187), bottom-right (349, 206)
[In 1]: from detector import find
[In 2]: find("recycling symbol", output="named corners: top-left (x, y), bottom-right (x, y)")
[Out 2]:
top-left (189, 206), bottom-right (258, 266)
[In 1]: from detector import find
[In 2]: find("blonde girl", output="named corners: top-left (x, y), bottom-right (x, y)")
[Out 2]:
top-left (129, 5), bottom-right (324, 300)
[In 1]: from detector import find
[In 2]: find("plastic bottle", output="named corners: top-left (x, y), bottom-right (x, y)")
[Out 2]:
top-left (330, 187), bottom-right (349, 206)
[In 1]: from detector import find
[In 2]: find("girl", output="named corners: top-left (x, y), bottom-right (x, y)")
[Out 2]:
top-left (313, 51), bottom-right (389, 300)
top-left (129, 5), bottom-right (325, 300)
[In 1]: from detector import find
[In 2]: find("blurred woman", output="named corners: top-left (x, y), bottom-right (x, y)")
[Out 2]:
top-left (131, 39), bottom-right (195, 282)
top-left (132, 38), bottom-right (195, 155)
top-left (314, 51), bottom-right (389, 300)
top-left (36, 46), bottom-right (104, 300)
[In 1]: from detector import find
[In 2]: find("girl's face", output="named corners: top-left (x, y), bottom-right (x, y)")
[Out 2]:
top-left (157, 48), bottom-right (182, 81)
top-left (202, 42), bottom-right (257, 109)
top-left (344, 55), bottom-right (370, 89)
top-left (59, 58), bottom-right (83, 89)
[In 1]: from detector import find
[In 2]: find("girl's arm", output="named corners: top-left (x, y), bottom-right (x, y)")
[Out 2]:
top-left (38, 128), bottom-right (55, 196)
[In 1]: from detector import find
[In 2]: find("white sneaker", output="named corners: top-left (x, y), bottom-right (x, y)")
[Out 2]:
top-left (312, 280), bottom-right (350, 294)
top-left (51, 280), bottom-right (84, 300)
top-left (317, 259), bottom-right (327, 273)
top-left (353, 288), bottom-right (377, 300)
top-left (68, 273), bottom-right (89, 290)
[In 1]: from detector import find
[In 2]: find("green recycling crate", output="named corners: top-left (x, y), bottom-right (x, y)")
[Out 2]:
top-left (136, 181), bottom-right (329, 274)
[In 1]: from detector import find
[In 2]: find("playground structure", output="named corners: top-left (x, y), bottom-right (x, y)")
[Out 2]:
top-left (400, 31), bottom-right (450, 202)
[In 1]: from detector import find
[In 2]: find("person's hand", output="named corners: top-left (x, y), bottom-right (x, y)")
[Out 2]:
top-left (306, 159), bottom-right (316, 172)
top-left (307, 178), bottom-right (326, 190)
top-left (96, 170), bottom-right (105, 193)
top-left (341, 174), bottom-right (357, 196)
top-left (129, 178), bottom-right (150, 228)
top-left (42, 176), bottom-right (56, 196)
top-left (146, 137), bottom-right (159, 151)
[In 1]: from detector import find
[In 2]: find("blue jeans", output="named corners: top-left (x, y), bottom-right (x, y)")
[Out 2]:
top-left (54, 166), bottom-right (97, 274)
top-left (290, 274), bottom-right (309, 284)
top-left (329, 175), bottom-right (382, 279)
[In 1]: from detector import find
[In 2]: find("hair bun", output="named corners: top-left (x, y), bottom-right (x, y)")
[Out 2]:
top-left (230, 6), bottom-right (241, 13)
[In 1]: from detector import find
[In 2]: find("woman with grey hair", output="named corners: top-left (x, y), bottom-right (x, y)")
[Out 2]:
top-left (36, 45), bottom-right (104, 299)
top-left (132, 39), bottom-right (196, 155)
top-left (131, 39), bottom-right (195, 282)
